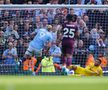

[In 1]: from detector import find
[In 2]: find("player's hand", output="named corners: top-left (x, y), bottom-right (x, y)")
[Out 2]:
top-left (95, 70), bottom-right (100, 76)
top-left (91, 70), bottom-right (100, 76)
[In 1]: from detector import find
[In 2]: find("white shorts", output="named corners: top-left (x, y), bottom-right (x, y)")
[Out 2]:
top-left (25, 45), bottom-right (42, 57)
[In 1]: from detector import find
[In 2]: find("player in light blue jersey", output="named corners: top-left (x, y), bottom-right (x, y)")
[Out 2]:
top-left (18, 28), bottom-right (53, 65)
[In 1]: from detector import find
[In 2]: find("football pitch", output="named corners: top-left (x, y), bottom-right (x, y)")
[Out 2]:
top-left (0, 76), bottom-right (108, 90)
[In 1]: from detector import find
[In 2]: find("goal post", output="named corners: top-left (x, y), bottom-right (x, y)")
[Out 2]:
top-left (0, 4), bottom-right (108, 9)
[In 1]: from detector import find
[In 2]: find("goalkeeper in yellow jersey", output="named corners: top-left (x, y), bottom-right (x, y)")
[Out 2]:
top-left (67, 58), bottom-right (103, 76)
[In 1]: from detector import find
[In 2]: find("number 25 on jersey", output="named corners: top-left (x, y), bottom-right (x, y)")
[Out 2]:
top-left (63, 28), bottom-right (75, 38)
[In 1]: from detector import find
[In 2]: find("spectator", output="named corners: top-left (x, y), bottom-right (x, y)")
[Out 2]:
top-left (73, 40), bottom-right (88, 66)
top-left (63, 0), bottom-right (77, 4)
top-left (41, 18), bottom-right (48, 29)
top-left (27, 0), bottom-right (33, 4)
top-left (14, 24), bottom-right (19, 32)
top-left (40, 9), bottom-right (48, 19)
top-left (33, 0), bottom-right (43, 4)
top-left (11, 0), bottom-right (25, 4)
top-left (0, 30), bottom-right (6, 46)
top-left (47, 0), bottom-right (59, 4)
top-left (2, 21), bottom-right (9, 32)
top-left (2, 42), bottom-right (18, 64)
top-left (2, 11), bottom-right (10, 21)
top-left (0, 0), bottom-right (4, 4)
top-left (17, 38), bottom-right (27, 58)
top-left (13, 40), bottom-right (18, 49)
top-left (74, 0), bottom-right (86, 16)
top-left (23, 55), bottom-right (37, 73)
top-left (87, 0), bottom-right (102, 5)
top-left (90, 24), bottom-right (100, 40)
top-left (4, 24), bottom-right (19, 39)
top-left (6, 35), bottom-right (15, 43)
top-left (96, 31), bottom-right (106, 47)
top-left (22, 23), bottom-right (32, 40)
top-left (49, 41), bottom-right (62, 64)
top-left (90, 23), bottom-right (103, 40)
top-left (35, 16), bottom-right (42, 30)
top-left (78, 19), bottom-right (86, 34)
top-left (70, 8), bottom-right (75, 15)
top-left (5, 0), bottom-right (12, 4)
top-left (9, 20), bottom-right (15, 26)
top-left (83, 32), bottom-right (93, 48)
top-left (47, 9), bottom-right (55, 24)
top-left (82, 14), bottom-right (89, 26)
top-left (42, 0), bottom-right (50, 4)
top-left (0, 30), bottom-right (6, 62)
top-left (104, 0), bottom-right (108, 4)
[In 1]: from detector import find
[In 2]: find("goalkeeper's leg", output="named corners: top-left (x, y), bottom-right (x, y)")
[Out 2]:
top-left (68, 65), bottom-right (77, 70)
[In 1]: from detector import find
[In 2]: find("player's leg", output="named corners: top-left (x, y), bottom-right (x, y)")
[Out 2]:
top-left (54, 63), bottom-right (62, 70)
top-left (68, 65), bottom-right (77, 70)
top-left (62, 54), bottom-right (67, 66)
top-left (68, 65), bottom-right (85, 75)
top-left (61, 39), bottom-right (67, 66)
top-left (66, 42), bottom-right (74, 67)
top-left (34, 48), bottom-right (42, 58)
top-left (64, 39), bottom-right (74, 67)
top-left (66, 54), bottom-right (72, 67)
top-left (18, 45), bottom-right (34, 65)
top-left (61, 41), bottom-right (67, 66)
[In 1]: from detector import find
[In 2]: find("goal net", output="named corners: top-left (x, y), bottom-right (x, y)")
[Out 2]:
top-left (0, 5), bottom-right (108, 76)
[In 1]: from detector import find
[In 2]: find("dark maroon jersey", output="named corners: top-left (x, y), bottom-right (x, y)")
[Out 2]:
top-left (62, 23), bottom-right (78, 40)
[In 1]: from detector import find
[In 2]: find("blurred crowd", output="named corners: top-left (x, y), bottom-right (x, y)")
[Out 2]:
top-left (0, 0), bottom-right (107, 4)
top-left (0, 0), bottom-right (108, 67)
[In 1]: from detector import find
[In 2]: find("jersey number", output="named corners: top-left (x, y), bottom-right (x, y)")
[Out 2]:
top-left (39, 32), bottom-right (45, 38)
top-left (63, 28), bottom-right (75, 38)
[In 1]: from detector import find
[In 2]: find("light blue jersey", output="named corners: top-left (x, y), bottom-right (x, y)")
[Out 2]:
top-left (29, 29), bottom-right (52, 50)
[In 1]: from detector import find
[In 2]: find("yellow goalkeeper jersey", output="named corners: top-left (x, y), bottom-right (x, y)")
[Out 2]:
top-left (75, 63), bottom-right (103, 76)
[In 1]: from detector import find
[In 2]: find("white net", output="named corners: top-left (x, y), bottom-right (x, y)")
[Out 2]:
top-left (0, 5), bottom-right (108, 76)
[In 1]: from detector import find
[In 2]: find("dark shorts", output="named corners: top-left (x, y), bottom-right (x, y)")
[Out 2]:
top-left (62, 39), bottom-right (75, 55)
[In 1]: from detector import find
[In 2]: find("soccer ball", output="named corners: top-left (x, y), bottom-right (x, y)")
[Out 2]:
top-left (68, 70), bottom-right (74, 75)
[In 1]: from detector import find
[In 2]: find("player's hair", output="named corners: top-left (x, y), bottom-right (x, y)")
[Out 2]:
top-left (66, 14), bottom-right (73, 21)
top-left (97, 58), bottom-right (102, 64)
top-left (66, 14), bottom-right (77, 22)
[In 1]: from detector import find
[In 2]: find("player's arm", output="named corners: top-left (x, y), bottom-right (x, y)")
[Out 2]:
top-left (99, 69), bottom-right (103, 76)
top-left (44, 34), bottom-right (53, 55)
top-left (96, 68), bottom-right (103, 76)
top-left (43, 41), bottom-right (52, 56)
top-left (30, 29), bottom-right (38, 36)
top-left (75, 26), bottom-right (80, 39)
top-left (59, 25), bottom-right (64, 40)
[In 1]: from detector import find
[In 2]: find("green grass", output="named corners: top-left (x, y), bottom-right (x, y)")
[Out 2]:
top-left (0, 76), bottom-right (108, 90)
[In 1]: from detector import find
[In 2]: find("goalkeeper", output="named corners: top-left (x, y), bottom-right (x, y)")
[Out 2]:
top-left (67, 58), bottom-right (103, 76)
